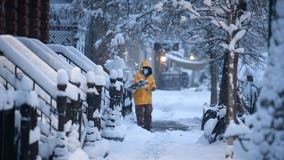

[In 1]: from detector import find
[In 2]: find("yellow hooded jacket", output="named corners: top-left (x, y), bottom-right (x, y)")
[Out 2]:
top-left (133, 60), bottom-right (156, 105)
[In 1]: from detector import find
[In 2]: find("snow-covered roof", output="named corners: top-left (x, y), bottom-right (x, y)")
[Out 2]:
top-left (166, 53), bottom-right (208, 70)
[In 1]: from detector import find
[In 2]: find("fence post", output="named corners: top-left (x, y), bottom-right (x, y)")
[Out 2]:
top-left (116, 69), bottom-right (124, 116)
top-left (0, 86), bottom-right (15, 160)
top-left (87, 77), bottom-right (95, 121)
top-left (94, 84), bottom-right (103, 130)
top-left (105, 70), bottom-right (117, 130)
top-left (84, 71), bottom-right (108, 159)
top-left (29, 91), bottom-right (39, 160)
top-left (53, 69), bottom-right (68, 160)
top-left (69, 67), bottom-right (82, 126)
top-left (20, 103), bottom-right (31, 160)
top-left (102, 70), bottom-right (125, 141)
top-left (16, 77), bottom-right (39, 160)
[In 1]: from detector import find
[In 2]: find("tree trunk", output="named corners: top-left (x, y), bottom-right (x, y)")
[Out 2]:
top-left (232, 52), bottom-right (239, 123)
top-left (208, 27), bottom-right (218, 106)
top-left (219, 52), bottom-right (230, 107)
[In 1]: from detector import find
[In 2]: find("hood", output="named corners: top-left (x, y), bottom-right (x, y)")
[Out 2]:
top-left (140, 60), bottom-right (151, 69)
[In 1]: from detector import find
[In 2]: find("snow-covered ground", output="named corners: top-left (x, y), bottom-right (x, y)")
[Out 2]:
top-left (105, 88), bottom-right (245, 160)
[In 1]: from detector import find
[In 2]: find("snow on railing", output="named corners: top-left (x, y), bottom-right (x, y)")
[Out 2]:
top-left (0, 63), bottom-right (58, 130)
top-left (0, 35), bottom-right (132, 160)
top-left (0, 35), bottom-right (58, 98)
top-left (0, 35), bottom-right (84, 101)
top-left (17, 37), bottom-right (73, 73)
top-left (48, 44), bottom-right (93, 73)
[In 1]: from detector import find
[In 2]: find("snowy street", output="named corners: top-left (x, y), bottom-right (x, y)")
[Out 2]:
top-left (2, 1), bottom-right (283, 160)
top-left (106, 89), bottom-right (228, 160)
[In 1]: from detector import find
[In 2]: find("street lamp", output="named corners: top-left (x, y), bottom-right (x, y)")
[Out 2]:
top-left (189, 55), bottom-right (195, 60)
top-left (160, 55), bottom-right (167, 63)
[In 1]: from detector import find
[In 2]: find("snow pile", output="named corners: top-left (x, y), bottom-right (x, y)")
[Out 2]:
top-left (154, 2), bottom-right (163, 11)
top-left (114, 80), bottom-right (123, 91)
top-left (87, 71), bottom-right (96, 84)
top-left (29, 126), bottom-right (40, 144)
top-left (224, 120), bottom-right (251, 137)
top-left (68, 149), bottom-right (89, 160)
top-left (70, 67), bottom-right (82, 84)
top-left (104, 56), bottom-right (127, 72)
top-left (67, 125), bottom-right (81, 152)
top-left (94, 75), bottom-right (106, 87)
top-left (83, 121), bottom-right (109, 159)
top-left (111, 33), bottom-right (125, 47)
top-left (110, 70), bottom-right (118, 80)
top-left (203, 0), bottom-right (212, 6)
top-left (203, 118), bottom-right (218, 139)
top-left (39, 133), bottom-right (57, 159)
top-left (102, 124), bottom-right (126, 141)
top-left (93, 110), bottom-right (101, 119)
top-left (57, 69), bottom-right (69, 86)
top-left (15, 76), bottom-right (39, 107)
top-left (117, 69), bottom-right (123, 79)
top-left (84, 139), bottom-right (109, 160)
top-left (53, 132), bottom-right (69, 160)
top-left (102, 107), bottom-right (126, 141)
top-left (94, 66), bottom-right (106, 86)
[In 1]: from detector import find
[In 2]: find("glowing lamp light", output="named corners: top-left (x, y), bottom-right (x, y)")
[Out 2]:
top-left (189, 55), bottom-right (195, 60)
top-left (160, 56), bottom-right (167, 63)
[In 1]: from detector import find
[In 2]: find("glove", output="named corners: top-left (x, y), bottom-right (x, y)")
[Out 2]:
top-left (143, 87), bottom-right (155, 91)
top-left (143, 87), bottom-right (150, 91)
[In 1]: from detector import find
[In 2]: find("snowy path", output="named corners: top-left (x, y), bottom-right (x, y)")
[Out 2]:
top-left (106, 89), bottom-right (228, 160)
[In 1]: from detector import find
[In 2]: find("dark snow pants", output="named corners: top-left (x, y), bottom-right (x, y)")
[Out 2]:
top-left (135, 104), bottom-right (153, 131)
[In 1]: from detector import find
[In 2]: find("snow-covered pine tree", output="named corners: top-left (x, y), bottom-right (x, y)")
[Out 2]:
top-left (252, 0), bottom-right (284, 159)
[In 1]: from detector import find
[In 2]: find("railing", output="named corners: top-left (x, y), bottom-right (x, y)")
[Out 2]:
top-left (0, 35), bottom-right (133, 160)
top-left (0, 36), bottom-right (88, 159)
top-left (0, 64), bottom-right (58, 132)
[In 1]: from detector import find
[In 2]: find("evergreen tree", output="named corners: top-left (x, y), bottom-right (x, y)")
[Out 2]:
top-left (252, 0), bottom-right (284, 159)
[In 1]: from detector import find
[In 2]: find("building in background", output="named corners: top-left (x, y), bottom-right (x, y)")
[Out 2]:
top-left (49, 0), bottom-right (93, 54)
top-left (0, 0), bottom-right (49, 43)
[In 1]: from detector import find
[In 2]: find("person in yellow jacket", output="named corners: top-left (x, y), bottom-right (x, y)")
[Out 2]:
top-left (133, 60), bottom-right (156, 131)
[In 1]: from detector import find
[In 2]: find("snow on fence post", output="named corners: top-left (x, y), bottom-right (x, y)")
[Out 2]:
top-left (86, 71), bottom-right (98, 123)
top-left (94, 69), bottom-right (106, 130)
top-left (109, 70), bottom-right (117, 111)
top-left (83, 71), bottom-right (109, 159)
top-left (53, 69), bottom-right (68, 160)
top-left (102, 70), bottom-right (126, 141)
top-left (101, 70), bottom-right (117, 139)
top-left (67, 67), bottom-right (82, 126)
top-left (0, 84), bottom-right (16, 160)
top-left (16, 76), bottom-right (39, 160)
top-left (116, 69), bottom-right (124, 116)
